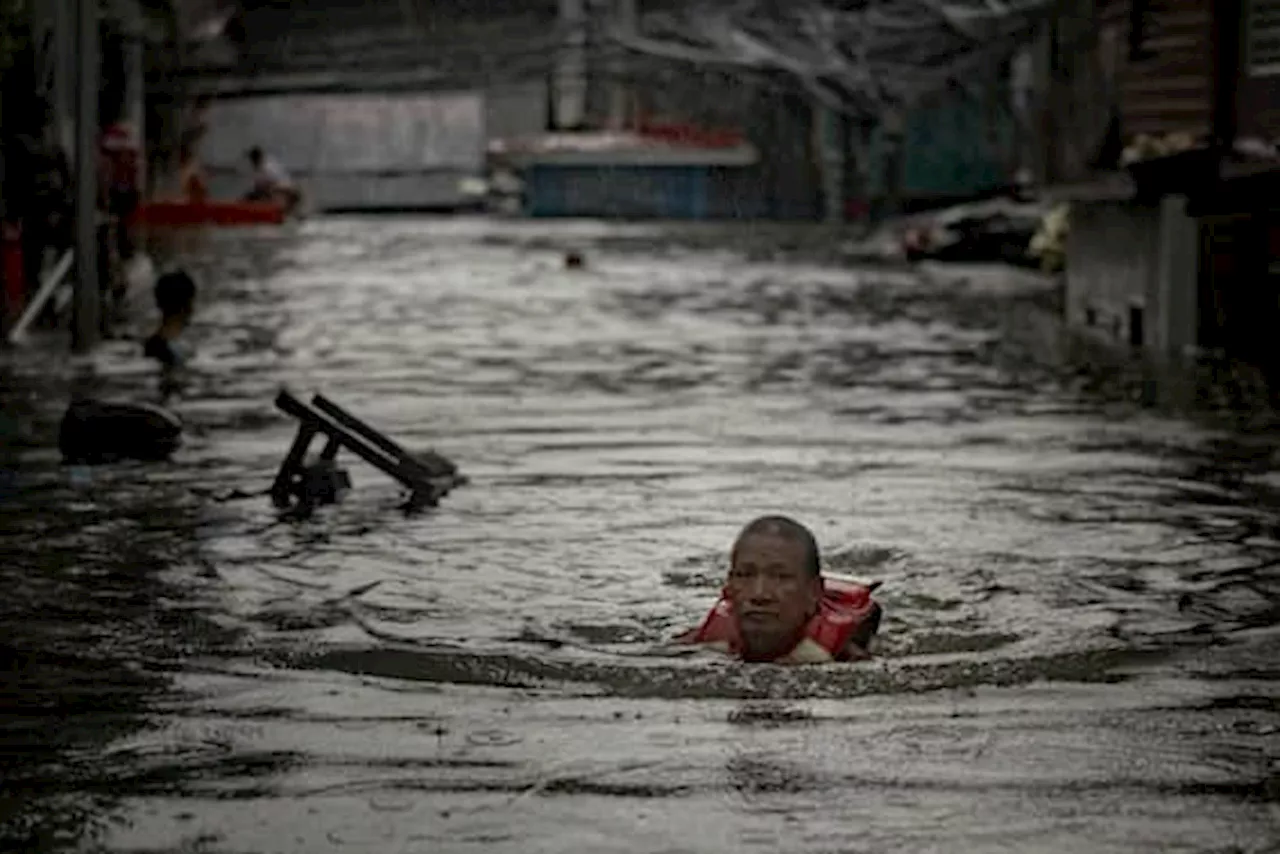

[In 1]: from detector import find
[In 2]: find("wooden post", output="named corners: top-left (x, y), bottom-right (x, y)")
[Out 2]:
top-left (54, 0), bottom-right (76, 158)
top-left (881, 107), bottom-right (906, 221)
top-left (123, 3), bottom-right (146, 197)
top-left (813, 103), bottom-right (839, 224)
top-left (71, 0), bottom-right (99, 353)
top-left (1211, 0), bottom-right (1242, 154)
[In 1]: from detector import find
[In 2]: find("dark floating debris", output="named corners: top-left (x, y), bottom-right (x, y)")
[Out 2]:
top-left (271, 389), bottom-right (466, 514)
top-left (58, 398), bottom-right (183, 464)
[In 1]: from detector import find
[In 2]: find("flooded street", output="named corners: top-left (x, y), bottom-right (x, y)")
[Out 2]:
top-left (2, 217), bottom-right (1278, 853)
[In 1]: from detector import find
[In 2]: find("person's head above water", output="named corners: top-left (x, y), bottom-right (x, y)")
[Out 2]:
top-left (154, 269), bottom-right (197, 324)
top-left (144, 270), bottom-right (198, 369)
top-left (725, 515), bottom-right (824, 661)
top-left (247, 146), bottom-right (263, 167)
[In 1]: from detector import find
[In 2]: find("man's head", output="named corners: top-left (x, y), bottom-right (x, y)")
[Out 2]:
top-left (725, 515), bottom-right (823, 661)
top-left (247, 146), bottom-right (263, 167)
top-left (154, 269), bottom-right (197, 324)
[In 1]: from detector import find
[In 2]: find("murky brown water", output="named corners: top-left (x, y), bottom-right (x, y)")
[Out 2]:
top-left (2, 217), bottom-right (1278, 853)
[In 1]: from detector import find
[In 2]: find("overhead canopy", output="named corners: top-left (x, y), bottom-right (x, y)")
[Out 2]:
top-left (608, 0), bottom-right (1056, 117)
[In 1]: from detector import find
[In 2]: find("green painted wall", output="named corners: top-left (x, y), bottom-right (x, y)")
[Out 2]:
top-left (864, 91), bottom-right (1014, 201)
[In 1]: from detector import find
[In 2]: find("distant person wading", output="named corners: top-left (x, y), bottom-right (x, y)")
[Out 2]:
top-left (178, 142), bottom-right (210, 203)
top-left (244, 146), bottom-right (302, 215)
top-left (143, 269), bottom-right (198, 369)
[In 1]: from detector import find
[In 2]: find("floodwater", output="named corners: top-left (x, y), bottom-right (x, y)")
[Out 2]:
top-left (1, 217), bottom-right (1278, 854)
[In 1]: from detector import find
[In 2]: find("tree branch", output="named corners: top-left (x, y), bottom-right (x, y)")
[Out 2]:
top-left (605, 0), bottom-right (1056, 118)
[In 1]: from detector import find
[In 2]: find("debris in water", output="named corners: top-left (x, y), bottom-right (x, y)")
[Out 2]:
top-left (270, 389), bottom-right (466, 515)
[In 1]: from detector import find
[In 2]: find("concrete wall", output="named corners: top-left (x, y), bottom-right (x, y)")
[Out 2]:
top-left (485, 80), bottom-right (548, 140)
top-left (1065, 200), bottom-right (1161, 347)
top-left (1065, 196), bottom-right (1200, 354)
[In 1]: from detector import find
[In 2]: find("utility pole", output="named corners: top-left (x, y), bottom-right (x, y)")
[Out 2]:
top-left (554, 0), bottom-right (587, 130)
top-left (814, 104), bottom-right (846, 224)
top-left (56, 0), bottom-right (77, 158)
top-left (72, 0), bottom-right (99, 352)
top-left (123, 1), bottom-right (146, 196)
top-left (880, 106), bottom-right (906, 222)
top-left (608, 0), bottom-right (637, 130)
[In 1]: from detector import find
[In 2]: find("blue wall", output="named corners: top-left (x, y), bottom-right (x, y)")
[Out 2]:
top-left (524, 165), bottom-right (768, 219)
top-left (865, 94), bottom-right (1013, 201)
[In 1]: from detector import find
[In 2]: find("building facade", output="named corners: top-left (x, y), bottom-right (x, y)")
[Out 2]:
top-left (1043, 0), bottom-right (1280, 370)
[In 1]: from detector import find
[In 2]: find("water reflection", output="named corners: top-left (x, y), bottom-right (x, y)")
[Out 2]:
top-left (0, 475), bottom-right (245, 850)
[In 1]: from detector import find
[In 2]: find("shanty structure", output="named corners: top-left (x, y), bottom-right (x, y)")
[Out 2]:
top-left (1040, 0), bottom-right (1280, 369)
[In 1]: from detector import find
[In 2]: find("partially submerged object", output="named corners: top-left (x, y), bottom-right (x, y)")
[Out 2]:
top-left (901, 198), bottom-right (1048, 266)
top-left (271, 390), bottom-right (466, 513)
top-left (59, 399), bottom-right (183, 464)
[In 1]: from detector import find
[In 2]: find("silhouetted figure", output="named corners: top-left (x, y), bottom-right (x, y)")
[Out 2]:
top-left (245, 146), bottom-right (302, 214)
top-left (143, 269), bottom-right (197, 368)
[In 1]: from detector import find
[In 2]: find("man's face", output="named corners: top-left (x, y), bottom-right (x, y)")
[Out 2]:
top-left (726, 532), bottom-right (821, 659)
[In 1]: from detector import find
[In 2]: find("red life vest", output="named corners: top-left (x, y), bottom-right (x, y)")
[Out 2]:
top-left (691, 577), bottom-right (881, 662)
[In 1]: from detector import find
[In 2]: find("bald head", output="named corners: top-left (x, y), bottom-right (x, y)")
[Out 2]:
top-left (730, 515), bottom-right (821, 577)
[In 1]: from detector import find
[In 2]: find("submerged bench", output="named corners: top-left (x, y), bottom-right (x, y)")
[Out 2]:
top-left (271, 389), bottom-right (466, 512)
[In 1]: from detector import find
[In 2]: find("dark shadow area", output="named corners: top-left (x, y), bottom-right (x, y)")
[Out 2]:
top-left (0, 359), bottom-right (254, 852)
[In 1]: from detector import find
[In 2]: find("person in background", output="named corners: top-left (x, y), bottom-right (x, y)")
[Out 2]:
top-left (143, 269), bottom-right (197, 369)
top-left (98, 105), bottom-right (142, 316)
top-left (178, 142), bottom-right (210, 203)
top-left (244, 146), bottom-right (301, 213)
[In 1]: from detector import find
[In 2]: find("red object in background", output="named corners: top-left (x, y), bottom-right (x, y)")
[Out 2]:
top-left (100, 121), bottom-right (142, 194)
top-left (129, 200), bottom-right (287, 228)
top-left (2, 221), bottom-right (25, 318)
top-left (844, 199), bottom-right (869, 221)
top-left (635, 119), bottom-right (745, 149)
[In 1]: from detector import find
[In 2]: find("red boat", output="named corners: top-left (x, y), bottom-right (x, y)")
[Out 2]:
top-left (129, 200), bottom-right (288, 228)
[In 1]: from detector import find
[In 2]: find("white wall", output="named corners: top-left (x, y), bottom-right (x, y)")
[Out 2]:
top-left (200, 91), bottom-right (486, 210)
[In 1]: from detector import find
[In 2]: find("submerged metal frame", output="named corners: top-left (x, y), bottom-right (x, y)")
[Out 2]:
top-left (271, 389), bottom-right (462, 511)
